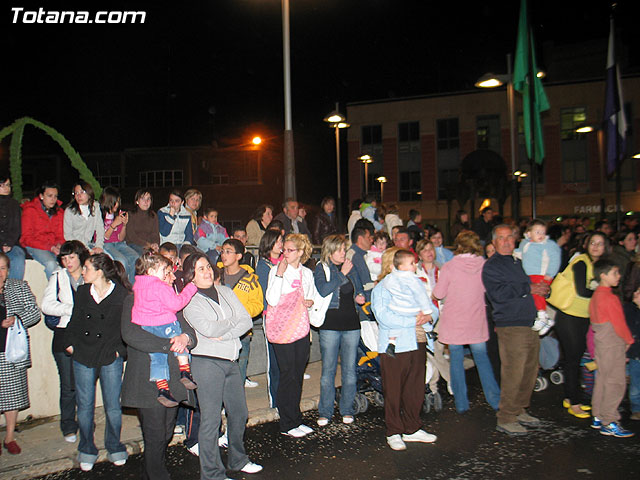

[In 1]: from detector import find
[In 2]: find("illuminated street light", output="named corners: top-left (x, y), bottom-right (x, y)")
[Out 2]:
top-left (633, 152), bottom-right (640, 159)
top-left (377, 176), bottom-right (387, 201)
top-left (359, 154), bottom-right (373, 195)
top-left (575, 125), bottom-right (594, 134)
top-left (252, 136), bottom-right (262, 145)
top-left (324, 103), bottom-right (349, 227)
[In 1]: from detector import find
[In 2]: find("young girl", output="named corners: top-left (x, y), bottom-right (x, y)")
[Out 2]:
top-left (64, 182), bottom-right (104, 254)
top-left (366, 231), bottom-right (390, 282)
top-left (100, 187), bottom-right (140, 284)
top-left (131, 252), bottom-right (199, 407)
top-left (196, 207), bottom-right (229, 262)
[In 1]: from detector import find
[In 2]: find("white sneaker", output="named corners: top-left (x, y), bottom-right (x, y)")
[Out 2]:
top-left (303, 373), bottom-right (311, 380)
top-left (386, 434), bottom-right (406, 451)
top-left (317, 417), bottom-right (329, 426)
top-left (80, 462), bottom-right (94, 472)
top-left (532, 311), bottom-right (546, 331)
top-left (402, 429), bottom-right (437, 443)
top-left (297, 424), bottom-right (314, 434)
top-left (113, 459), bottom-right (127, 466)
top-left (240, 461), bottom-right (264, 474)
top-left (282, 427), bottom-right (306, 438)
top-left (538, 313), bottom-right (555, 336)
top-left (64, 434), bottom-right (77, 443)
top-left (342, 415), bottom-right (354, 424)
top-left (187, 443), bottom-right (200, 456)
top-left (218, 431), bottom-right (228, 448)
top-left (245, 378), bottom-right (259, 388)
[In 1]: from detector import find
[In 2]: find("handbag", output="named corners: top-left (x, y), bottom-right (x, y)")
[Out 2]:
top-left (44, 274), bottom-right (61, 330)
top-left (547, 268), bottom-right (576, 311)
top-left (308, 263), bottom-right (332, 328)
top-left (264, 270), bottom-right (310, 344)
top-left (5, 318), bottom-right (29, 363)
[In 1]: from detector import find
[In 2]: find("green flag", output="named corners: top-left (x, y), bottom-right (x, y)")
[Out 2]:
top-left (513, 0), bottom-right (550, 165)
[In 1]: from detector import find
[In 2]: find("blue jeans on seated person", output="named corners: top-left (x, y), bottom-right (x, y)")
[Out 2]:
top-left (104, 241), bottom-right (139, 284)
top-left (6, 245), bottom-right (26, 280)
top-left (73, 356), bottom-right (128, 465)
top-left (318, 329), bottom-right (360, 419)
top-left (141, 321), bottom-right (187, 381)
top-left (449, 342), bottom-right (501, 413)
top-left (25, 246), bottom-right (58, 279)
top-left (628, 358), bottom-right (640, 413)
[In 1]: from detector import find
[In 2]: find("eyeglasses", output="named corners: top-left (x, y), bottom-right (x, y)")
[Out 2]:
top-left (590, 241), bottom-right (605, 247)
top-left (73, 189), bottom-right (87, 196)
top-left (283, 248), bottom-right (300, 253)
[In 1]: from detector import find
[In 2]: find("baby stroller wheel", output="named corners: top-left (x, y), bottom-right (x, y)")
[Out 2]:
top-left (354, 393), bottom-right (369, 414)
top-left (373, 391), bottom-right (385, 407)
top-left (550, 370), bottom-right (564, 385)
top-left (534, 376), bottom-right (548, 392)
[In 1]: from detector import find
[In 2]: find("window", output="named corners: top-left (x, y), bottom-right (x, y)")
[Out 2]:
top-left (96, 175), bottom-right (122, 188)
top-left (139, 170), bottom-right (183, 188)
top-left (437, 118), bottom-right (460, 200)
top-left (361, 125), bottom-right (383, 196)
top-left (398, 121), bottom-right (421, 201)
top-left (476, 115), bottom-right (501, 153)
top-left (560, 107), bottom-right (588, 183)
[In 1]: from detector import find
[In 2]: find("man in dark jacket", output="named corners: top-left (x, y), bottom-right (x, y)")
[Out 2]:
top-left (273, 198), bottom-right (311, 238)
top-left (482, 224), bottom-right (549, 436)
top-left (473, 207), bottom-right (494, 245)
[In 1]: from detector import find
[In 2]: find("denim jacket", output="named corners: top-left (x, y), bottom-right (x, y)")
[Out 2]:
top-left (313, 261), bottom-right (350, 310)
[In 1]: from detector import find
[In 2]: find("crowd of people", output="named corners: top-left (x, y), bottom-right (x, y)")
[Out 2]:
top-left (1, 176), bottom-right (639, 478)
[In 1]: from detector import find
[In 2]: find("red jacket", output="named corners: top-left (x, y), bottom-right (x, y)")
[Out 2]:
top-left (20, 197), bottom-right (65, 251)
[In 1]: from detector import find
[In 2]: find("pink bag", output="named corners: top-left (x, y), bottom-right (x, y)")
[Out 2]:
top-left (264, 271), bottom-right (310, 344)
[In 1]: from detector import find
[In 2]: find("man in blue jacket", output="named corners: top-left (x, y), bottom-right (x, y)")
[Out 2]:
top-left (482, 224), bottom-right (549, 436)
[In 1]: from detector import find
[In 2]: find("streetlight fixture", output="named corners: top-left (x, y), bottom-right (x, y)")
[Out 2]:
top-left (359, 154), bottom-right (373, 194)
top-left (251, 136), bottom-right (262, 145)
top-left (324, 103), bottom-right (350, 228)
top-left (376, 176), bottom-right (387, 201)
top-left (476, 54), bottom-right (518, 220)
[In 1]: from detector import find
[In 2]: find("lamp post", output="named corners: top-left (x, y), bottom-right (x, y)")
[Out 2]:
top-left (282, 0), bottom-right (295, 198)
top-left (475, 54), bottom-right (518, 220)
top-left (377, 176), bottom-right (387, 201)
top-left (359, 154), bottom-right (373, 194)
top-left (324, 104), bottom-right (349, 228)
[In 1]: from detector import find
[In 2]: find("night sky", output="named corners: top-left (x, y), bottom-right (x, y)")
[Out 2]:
top-left (1, 0), bottom-right (637, 203)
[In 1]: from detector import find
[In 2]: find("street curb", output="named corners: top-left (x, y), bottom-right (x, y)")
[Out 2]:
top-left (0, 395), bottom-right (320, 480)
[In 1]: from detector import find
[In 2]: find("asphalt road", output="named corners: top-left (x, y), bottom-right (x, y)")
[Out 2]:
top-left (35, 378), bottom-right (640, 480)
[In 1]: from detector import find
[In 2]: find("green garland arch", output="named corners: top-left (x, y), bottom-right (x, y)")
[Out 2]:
top-left (0, 117), bottom-right (102, 201)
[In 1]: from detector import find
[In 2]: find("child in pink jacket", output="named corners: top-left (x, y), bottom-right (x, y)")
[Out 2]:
top-left (132, 252), bottom-right (198, 406)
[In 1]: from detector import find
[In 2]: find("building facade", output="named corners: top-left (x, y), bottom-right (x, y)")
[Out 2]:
top-left (346, 76), bottom-right (640, 228)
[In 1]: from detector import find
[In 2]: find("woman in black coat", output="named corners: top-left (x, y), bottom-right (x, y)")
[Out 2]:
top-left (312, 197), bottom-right (338, 245)
top-left (121, 267), bottom-right (197, 480)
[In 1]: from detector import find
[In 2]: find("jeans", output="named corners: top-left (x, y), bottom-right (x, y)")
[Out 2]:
top-left (449, 342), bottom-right (501, 413)
top-left (73, 356), bottom-right (128, 465)
top-left (266, 337), bottom-right (280, 408)
top-left (104, 241), bottom-right (139, 284)
top-left (238, 334), bottom-right (251, 381)
top-left (53, 350), bottom-right (78, 436)
top-left (141, 322), bottom-right (187, 381)
top-left (6, 245), bottom-right (25, 280)
top-left (628, 358), bottom-right (640, 413)
top-left (128, 243), bottom-right (145, 257)
top-left (318, 329), bottom-right (360, 418)
top-left (25, 246), bottom-right (58, 279)
top-left (191, 356), bottom-right (249, 479)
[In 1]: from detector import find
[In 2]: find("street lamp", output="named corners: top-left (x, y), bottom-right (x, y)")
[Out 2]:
top-left (252, 136), bottom-right (262, 145)
top-left (359, 154), bottom-right (373, 194)
top-left (324, 104), bottom-right (349, 228)
top-left (475, 54), bottom-right (518, 220)
top-left (377, 176), bottom-right (387, 201)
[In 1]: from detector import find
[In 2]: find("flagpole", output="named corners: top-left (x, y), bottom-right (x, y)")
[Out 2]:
top-left (527, 0), bottom-right (537, 219)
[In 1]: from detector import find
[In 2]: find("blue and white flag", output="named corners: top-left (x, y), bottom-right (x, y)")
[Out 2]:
top-left (604, 16), bottom-right (627, 175)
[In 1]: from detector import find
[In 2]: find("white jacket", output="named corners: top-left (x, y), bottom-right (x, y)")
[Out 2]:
top-left (265, 263), bottom-right (317, 307)
top-left (63, 201), bottom-right (105, 249)
top-left (41, 268), bottom-right (78, 328)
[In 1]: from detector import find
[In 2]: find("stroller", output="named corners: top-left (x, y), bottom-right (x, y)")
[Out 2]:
top-left (535, 334), bottom-right (565, 391)
top-left (349, 319), bottom-right (385, 414)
